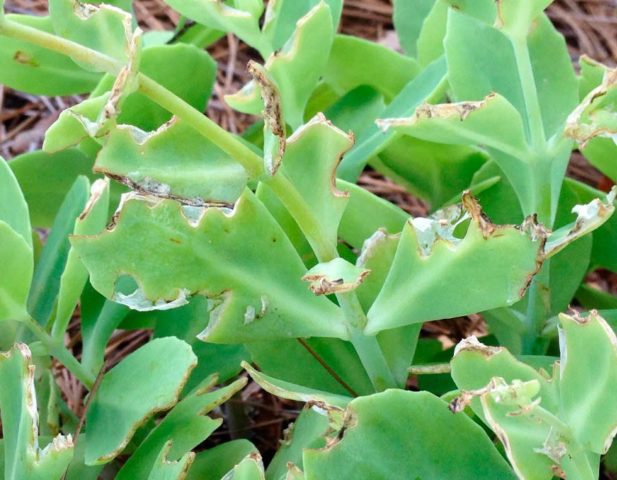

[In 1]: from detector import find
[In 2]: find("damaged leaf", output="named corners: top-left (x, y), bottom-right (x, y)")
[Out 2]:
top-left (226, 3), bottom-right (334, 129)
top-left (71, 190), bottom-right (348, 343)
top-left (95, 118), bottom-right (247, 204)
top-left (303, 390), bottom-right (516, 479)
top-left (302, 258), bottom-right (370, 295)
top-left (85, 337), bottom-right (197, 465)
top-left (366, 192), bottom-right (545, 334)
top-left (0, 344), bottom-right (74, 480)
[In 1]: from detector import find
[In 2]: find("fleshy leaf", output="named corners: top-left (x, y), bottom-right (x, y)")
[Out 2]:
top-left (277, 114), bottom-right (353, 248)
top-left (186, 440), bottom-right (258, 480)
top-left (117, 376), bottom-right (246, 478)
top-left (263, 0), bottom-right (342, 51)
top-left (366, 192), bottom-right (545, 334)
top-left (452, 378), bottom-right (558, 480)
top-left (242, 362), bottom-right (351, 408)
top-left (559, 311), bottom-right (617, 454)
top-left (52, 179), bottom-right (110, 338)
top-left (0, 15), bottom-right (102, 95)
top-left (0, 344), bottom-right (74, 479)
top-left (392, 0), bottom-right (436, 58)
top-left (163, 0), bottom-right (269, 57)
top-left (0, 158), bottom-right (33, 321)
top-left (544, 188), bottom-right (616, 257)
top-left (450, 336), bottom-right (559, 418)
top-left (85, 337), bottom-right (197, 465)
top-left (223, 453), bottom-right (265, 480)
top-left (71, 190), bottom-right (348, 343)
top-left (303, 258), bottom-right (370, 295)
top-left (227, 3), bottom-right (334, 128)
top-left (302, 390), bottom-right (516, 479)
top-left (147, 442), bottom-right (195, 480)
top-left (95, 118), bottom-right (247, 204)
top-left (49, 0), bottom-right (134, 68)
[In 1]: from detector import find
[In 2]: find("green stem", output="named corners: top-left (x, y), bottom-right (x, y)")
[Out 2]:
top-left (266, 174), bottom-right (337, 261)
top-left (137, 75), bottom-right (263, 178)
top-left (23, 317), bottom-right (95, 389)
top-left (0, 15), bottom-right (397, 391)
top-left (0, 18), bottom-right (123, 74)
top-left (511, 36), bottom-right (546, 151)
top-left (338, 294), bottom-right (397, 391)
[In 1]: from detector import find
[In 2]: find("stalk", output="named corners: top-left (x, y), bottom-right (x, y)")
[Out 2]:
top-left (23, 317), bottom-right (95, 389)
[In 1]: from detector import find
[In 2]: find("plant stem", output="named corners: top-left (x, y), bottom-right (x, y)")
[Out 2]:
top-left (23, 317), bottom-right (95, 389)
top-left (0, 16), bottom-right (398, 391)
top-left (137, 74), bottom-right (263, 178)
top-left (511, 36), bottom-right (546, 151)
top-left (0, 18), bottom-right (264, 179)
top-left (0, 17), bottom-right (123, 74)
top-left (266, 174), bottom-right (337, 261)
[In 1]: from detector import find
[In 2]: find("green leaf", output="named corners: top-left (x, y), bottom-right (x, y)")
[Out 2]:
top-left (118, 376), bottom-right (246, 478)
top-left (163, 0), bottom-right (270, 57)
top-left (0, 156), bottom-right (32, 248)
top-left (52, 179), bottom-right (110, 339)
top-left (263, 0), bottom-right (342, 51)
top-left (337, 180), bottom-right (408, 250)
top-left (49, 0), bottom-right (134, 68)
top-left (85, 337), bottom-right (197, 465)
top-left (224, 453), bottom-right (265, 480)
top-left (246, 337), bottom-right (374, 397)
top-left (72, 190), bottom-right (348, 342)
top-left (375, 136), bottom-right (488, 210)
top-left (278, 114), bottom-right (353, 248)
top-left (242, 361), bottom-right (352, 408)
top-left (227, 3), bottom-right (334, 129)
top-left (366, 193), bottom-right (545, 334)
top-left (95, 119), bottom-right (247, 204)
top-left (303, 258), bottom-right (369, 295)
top-left (338, 56), bottom-right (447, 181)
top-left (0, 15), bottom-right (101, 95)
top-left (0, 344), bottom-right (74, 479)
top-left (445, 9), bottom-right (577, 140)
top-left (147, 442), bottom-right (194, 480)
top-left (578, 55), bottom-right (608, 99)
top-left (9, 149), bottom-right (101, 228)
top-left (355, 231), bottom-right (420, 387)
top-left (267, 408), bottom-right (328, 480)
top-left (393, 0), bottom-right (436, 57)
top-left (186, 440), bottom-right (258, 480)
top-left (27, 177), bottom-right (90, 325)
top-left (322, 35), bottom-right (419, 101)
top-left (302, 390), bottom-right (516, 479)
top-left (91, 43), bottom-right (217, 131)
top-left (0, 159), bottom-right (33, 322)
top-left (559, 311), bottom-right (617, 454)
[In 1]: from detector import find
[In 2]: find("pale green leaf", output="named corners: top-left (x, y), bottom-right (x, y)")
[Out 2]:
top-left (0, 156), bottom-right (32, 247)
top-left (95, 119), bottom-right (247, 204)
top-left (263, 0), bottom-right (342, 51)
top-left (118, 376), bottom-right (246, 478)
top-left (85, 337), bottom-right (197, 464)
top-left (27, 177), bottom-right (90, 325)
top-left (366, 193), bottom-right (545, 334)
top-left (49, 0), bottom-right (133, 67)
top-left (52, 179), bottom-right (110, 338)
top-left (71, 190), bottom-right (348, 342)
top-left (147, 442), bottom-right (194, 480)
top-left (559, 311), bottom-right (617, 454)
top-left (186, 440), bottom-right (258, 480)
top-left (322, 35), bottom-right (419, 101)
top-left (392, 0), bottom-right (435, 57)
top-left (302, 390), bottom-right (516, 479)
top-left (0, 344), bottom-right (74, 480)
top-left (228, 3), bottom-right (334, 128)
top-left (223, 453), bottom-right (265, 480)
top-left (303, 258), bottom-right (369, 295)
top-left (242, 361), bottom-right (351, 408)
top-left (163, 0), bottom-right (270, 57)
top-left (0, 15), bottom-right (101, 95)
top-left (278, 114), bottom-right (353, 247)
